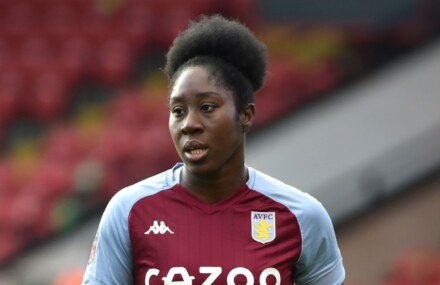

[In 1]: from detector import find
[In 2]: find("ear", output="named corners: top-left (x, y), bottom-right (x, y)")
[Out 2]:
top-left (241, 103), bottom-right (255, 133)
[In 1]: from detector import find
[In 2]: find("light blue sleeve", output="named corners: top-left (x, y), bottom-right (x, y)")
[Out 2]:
top-left (82, 191), bottom-right (133, 285)
top-left (293, 194), bottom-right (345, 285)
top-left (246, 167), bottom-right (345, 285)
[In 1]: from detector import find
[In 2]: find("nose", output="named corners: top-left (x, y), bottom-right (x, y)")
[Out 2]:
top-left (180, 110), bottom-right (202, 135)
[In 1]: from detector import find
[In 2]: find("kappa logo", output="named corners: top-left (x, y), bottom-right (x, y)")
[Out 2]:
top-left (251, 211), bottom-right (276, 243)
top-left (145, 220), bottom-right (174, 235)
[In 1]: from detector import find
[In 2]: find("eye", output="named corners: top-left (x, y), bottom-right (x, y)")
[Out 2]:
top-left (200, 104), bottom-right (216, 113)
top-left (171, 106), bottom-right (185, 117)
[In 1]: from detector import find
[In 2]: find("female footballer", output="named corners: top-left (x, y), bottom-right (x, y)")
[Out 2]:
top-left (82, 14), bottom-right (345, 285)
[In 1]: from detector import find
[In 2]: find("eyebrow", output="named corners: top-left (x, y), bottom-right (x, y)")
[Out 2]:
top-left (169, 91), bottom-right (222, 103)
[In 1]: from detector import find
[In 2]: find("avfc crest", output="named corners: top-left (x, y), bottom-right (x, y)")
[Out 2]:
top-left (251, 211), bottom-right (276, 243)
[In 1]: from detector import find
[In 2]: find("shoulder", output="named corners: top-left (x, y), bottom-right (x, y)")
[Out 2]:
top-left (247, 168), bottom-right (345, 284)
top-left (247, 168), bottom-right (344, 284)
top-left (247, 167), bottom-right (326, 223)
top-left (104, 166), bottom-right (179, 221)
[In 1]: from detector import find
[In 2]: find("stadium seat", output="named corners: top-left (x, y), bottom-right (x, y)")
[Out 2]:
top-left (302, 63), bottom-right (342, 98)
top-left (115, 3), bottom-right (154, 53)
top-left (43, 3), bottom-right (78, 46)
top-left (0, 229), bottom-right (24, 265)
top-left (58, 37), bottom-right (94, 83)
top-left (41, 126), bottom-right (86, 164)
top-left (28, 71), bottom-right (70, 122)
top-left (0, 71), bottom-right (24, 123)
top-left (0, 162), bottom-right (17, 202)
top-left (1, 2), bottom-right (36, 43)
top-left (217, 0), bottom-right (259, 26)
top-left (108, 90), bottom-right (150, 129)
top-left (18, 37), bottom-right (53, 78)
top-left (129, 124), bottom-right (178, 178)
top-left (80, 9), bottom-right (114, 46)
top-left (253, 59), bottom-right (305, 129)
top-left (4, 190), bottom-right (46, 239)
top-left (154, 5), bottom-right (199, 49)
top-left (93, 39), bottom-right (134, 86)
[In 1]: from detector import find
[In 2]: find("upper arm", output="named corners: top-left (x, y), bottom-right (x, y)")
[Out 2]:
top-left (293, 196), bottom-right (345, 285)
top-left (82, 195), bottom-right (133, 285)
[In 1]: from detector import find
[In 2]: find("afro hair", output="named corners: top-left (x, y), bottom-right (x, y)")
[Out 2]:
top-left (164, 14), bottom-right (267, 92)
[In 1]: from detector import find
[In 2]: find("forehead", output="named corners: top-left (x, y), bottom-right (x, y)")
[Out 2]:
top-left (171, 66), bottom-right (214, 96)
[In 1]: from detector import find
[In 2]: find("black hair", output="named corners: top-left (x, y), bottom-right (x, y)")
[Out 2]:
top-left (164, 14), bottom-right (267, 112)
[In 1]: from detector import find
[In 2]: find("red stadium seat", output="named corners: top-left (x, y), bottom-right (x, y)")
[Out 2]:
top-left (129, 124), bottom-right (178, 178)
top-left (59, 37), bottom-right (94, 83)
top-left (0, 229), bottom-right (24, 266)
top-left (4, 190), bottom-right (46, 239)
top-left (86, 123), bottom-right (141, 199)
top-left (218, 0), bottom-right (259, 26)
top-left (80, 9), bottom-right (113, 46)
top-left (253, 59), bottom-right (305, 129)
top-left (28, 71), bottom-right (70, 122)
top-left (302, 63), bottom-right (342, 99)
top-left (1, 3), bottom-right (37, 43)
top-left (0, 162), bottom-right (17, 202)
top-left (43, 3), bottom-right (79, 45)
top-left (115, 3), bottom-right (154, 53)
top-left (0, 71), bottom-right (25, 123)
top-left (93, 39), bottom-right (134, 86)
top-left (41, 126), bottom-right (85, 164)
top-left (0, 38), bottom-right (12, 62)
top-left (30, 161), bottom-right (75, 201)
top-left (108, 90), bottom-right (149, 129)
top-left (18, 37), bottom-right (53, 78)
top-left (154, 6), bottom-right (197, 49)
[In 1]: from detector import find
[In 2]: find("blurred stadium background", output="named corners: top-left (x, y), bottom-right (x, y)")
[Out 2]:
top-left (0, 0), bottom-right (439, 284)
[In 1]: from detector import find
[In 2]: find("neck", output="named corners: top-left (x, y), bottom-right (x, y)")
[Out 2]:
top-left (180, 163), bottom-right (248, 204)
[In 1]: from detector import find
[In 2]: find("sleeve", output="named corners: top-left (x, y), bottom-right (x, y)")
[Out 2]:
top-left (293, 195), bottom-right (345, 285)
top-left (82, 193), bottom-right (133, 285)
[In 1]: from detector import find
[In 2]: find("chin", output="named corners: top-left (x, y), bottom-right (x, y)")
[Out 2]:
top-left (183, 161), bottom-right (217, 177)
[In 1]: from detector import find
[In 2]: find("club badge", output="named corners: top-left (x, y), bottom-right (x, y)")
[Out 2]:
top-left (251, 211), bottom-right (276, 243)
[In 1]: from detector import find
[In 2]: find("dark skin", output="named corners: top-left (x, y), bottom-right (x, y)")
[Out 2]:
top-left (168, 65), bottom-right (345, 285)
top-left (168, 66), bottom-right (255, 204)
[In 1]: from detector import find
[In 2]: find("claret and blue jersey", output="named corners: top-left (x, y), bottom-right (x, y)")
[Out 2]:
top-left (82, 163), bottom-right (345, 285)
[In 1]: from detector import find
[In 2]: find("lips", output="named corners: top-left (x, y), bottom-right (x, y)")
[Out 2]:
top-left (183, 140), bottom-right (208, 162)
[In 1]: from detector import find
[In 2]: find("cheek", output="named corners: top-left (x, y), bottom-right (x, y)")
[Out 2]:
top-left (168, 118), bottom-right (179, 143)
top-left (168, 117), bottom-right (173, 136)
top-left (213, 117), bottom-right (242, 144)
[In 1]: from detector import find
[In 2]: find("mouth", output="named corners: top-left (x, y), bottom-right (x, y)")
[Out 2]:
top-left (183, 141), bottom-right (208, 162)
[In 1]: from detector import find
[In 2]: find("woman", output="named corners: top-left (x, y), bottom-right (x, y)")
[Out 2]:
top-left (82, 15), bottom-right (345, 285)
